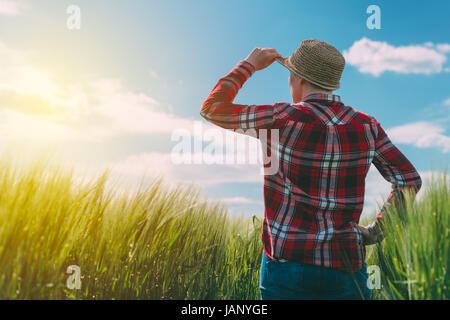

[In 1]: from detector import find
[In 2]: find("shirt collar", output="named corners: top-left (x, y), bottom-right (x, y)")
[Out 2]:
top-left (302, 93), bottom-right (342, 104)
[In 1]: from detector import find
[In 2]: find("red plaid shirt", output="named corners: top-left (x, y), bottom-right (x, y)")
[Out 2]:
top-left (201, 60), bottom-right (422, 273)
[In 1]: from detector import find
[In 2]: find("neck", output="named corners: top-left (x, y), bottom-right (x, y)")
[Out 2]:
top-left (301, 88), bottom-right (333, 101)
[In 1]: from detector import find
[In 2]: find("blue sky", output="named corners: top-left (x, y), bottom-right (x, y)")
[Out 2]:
top-left (0, 0), bottom-right (449, 218)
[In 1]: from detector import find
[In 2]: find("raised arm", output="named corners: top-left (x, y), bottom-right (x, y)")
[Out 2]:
top-left (200, 48), bottom-right (286, 134)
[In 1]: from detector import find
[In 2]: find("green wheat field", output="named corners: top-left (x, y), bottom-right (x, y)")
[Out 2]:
top-left (0, 153), bottom-right (448, 300)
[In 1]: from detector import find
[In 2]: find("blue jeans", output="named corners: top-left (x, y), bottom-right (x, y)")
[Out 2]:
top-left (259, 250), bottom-right (372, 300)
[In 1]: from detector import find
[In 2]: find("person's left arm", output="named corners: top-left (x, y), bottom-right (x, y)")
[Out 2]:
top-left (200, 48), bottom-right (286, 134)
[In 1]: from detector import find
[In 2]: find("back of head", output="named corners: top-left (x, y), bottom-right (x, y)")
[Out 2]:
top-left (278, 39), bottom-right (346, 91)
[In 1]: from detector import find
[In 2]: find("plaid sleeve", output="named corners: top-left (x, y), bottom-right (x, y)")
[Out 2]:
top-left (372, 122), bottom-right (422, 193)
top-left (200, 60), bottom-right (284, 135)
top-left (367, 122), bottom-right (422, 242)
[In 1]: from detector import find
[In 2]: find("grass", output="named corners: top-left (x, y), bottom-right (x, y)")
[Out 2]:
top-left (0, 154), bottom-right (261, 299)
top-left (0, 153), bottom-right (447, 299)
top-left (365, 169), bottom-right (449, 300)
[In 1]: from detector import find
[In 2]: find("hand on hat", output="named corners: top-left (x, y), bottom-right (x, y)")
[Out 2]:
top-left (244, 47), bottom-right (283, 71)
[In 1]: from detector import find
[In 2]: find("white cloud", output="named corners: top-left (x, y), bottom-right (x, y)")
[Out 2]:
top-left (0, 0), bottom-right (25, 15)
top-left (361, 166), bottom-right (446, 219)
top-left (443, 98), bottom-right (450, 107)
top-left (0, 38), bottom-right (272, 195)
top-left (213, 197), bottom-right (261, 205)
top-left (88, 78), bottom-right (194, 135)
top-left (0, 40), bottom-right (200, 150)
top-left (0, 108), bottom-right (89, 142)
top-left (415, 170), bottom-right (450, 201)
top-left (436, 43), bottom-right (450, 54)
top-left (386, 121), bottom-right (450, 153)
top-left (343, 38), bottom-right (449, 76)
top-left (362, 165), bottom-right (392, 217)
top-left (107, 152), bottom-right (263, 188)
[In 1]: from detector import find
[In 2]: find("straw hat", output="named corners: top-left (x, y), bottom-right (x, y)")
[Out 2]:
top-left (276, 39), bottom-right (345, 90)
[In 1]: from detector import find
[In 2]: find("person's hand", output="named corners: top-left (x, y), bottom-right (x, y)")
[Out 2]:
top-left (350, 222), bottom-right (381, 245)
top-left (244, 47), bottom-right (283, 71)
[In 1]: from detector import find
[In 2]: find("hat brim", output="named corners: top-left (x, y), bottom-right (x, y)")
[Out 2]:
top-left (275, 56), bottom-right (340, 91)
top-left (275, 56), bottom-right (293, 71)
top-left (275, 56), bottom-right (301, 77)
